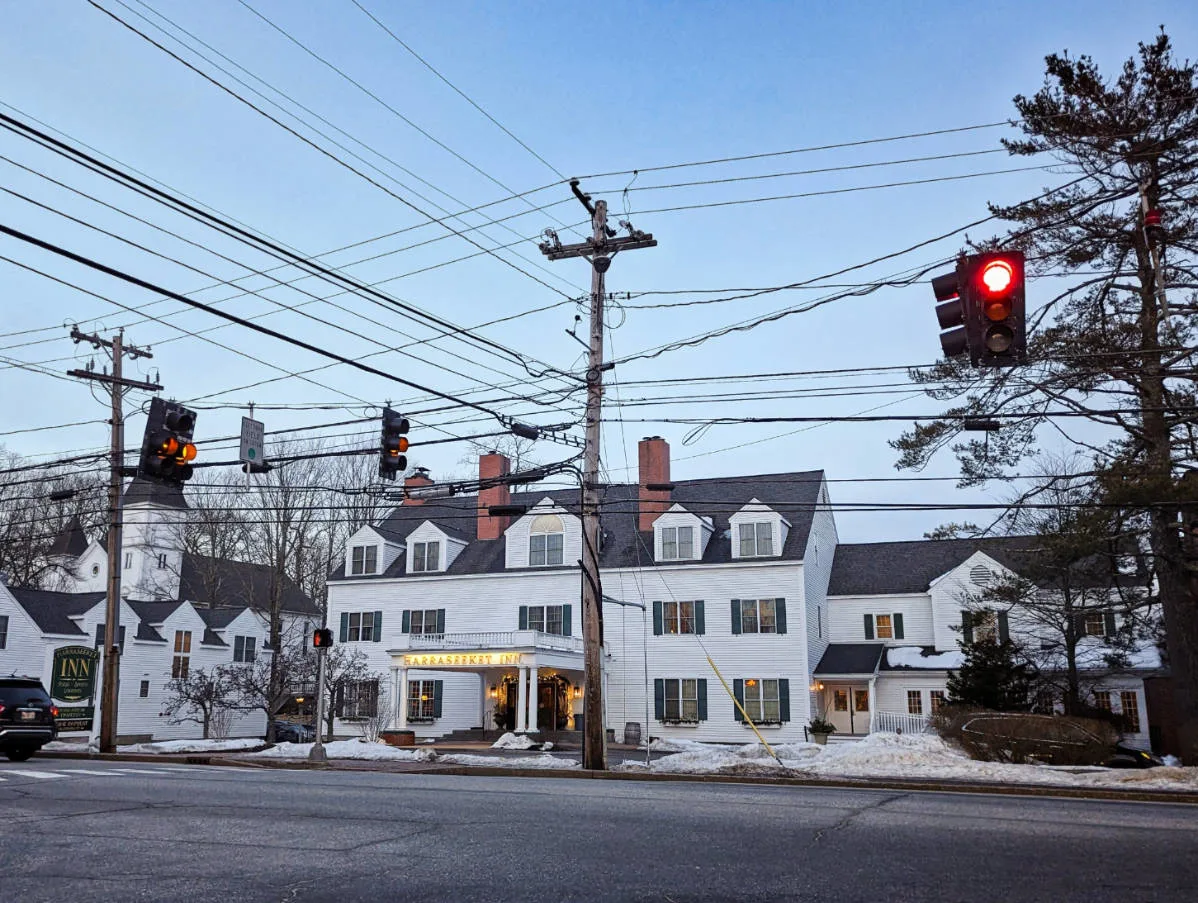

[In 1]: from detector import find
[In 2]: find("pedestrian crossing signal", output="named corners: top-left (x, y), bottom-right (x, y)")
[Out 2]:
top-left (313, 627), bottom-right (334, 649)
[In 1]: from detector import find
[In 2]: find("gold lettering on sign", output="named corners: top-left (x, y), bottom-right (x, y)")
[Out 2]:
top-left (403, 652), bottom-right (523, 668)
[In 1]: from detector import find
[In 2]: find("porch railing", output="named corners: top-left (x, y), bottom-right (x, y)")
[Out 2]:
top-left (872, 711), bottom-right (933, 735)
top-left (404, 630), bottom-right (583, 654)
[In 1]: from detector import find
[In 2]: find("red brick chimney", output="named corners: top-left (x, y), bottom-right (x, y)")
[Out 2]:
top-left (403, 469), bottom-right (433, 506)
top-left (477, 452), bottom-right (511, 540)
top-left (638, 436), bottom-right (672, 532)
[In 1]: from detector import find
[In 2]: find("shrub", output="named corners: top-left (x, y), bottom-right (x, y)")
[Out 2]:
top-left (934, 705), bottom-right (1116, 765)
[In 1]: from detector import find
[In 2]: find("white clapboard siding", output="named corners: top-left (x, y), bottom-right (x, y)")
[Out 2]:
top-left (827, 594), bottom-right (935, 646)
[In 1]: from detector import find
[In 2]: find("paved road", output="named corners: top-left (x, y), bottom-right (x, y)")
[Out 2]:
top-left (1, 758), bottom-right (1195, 902)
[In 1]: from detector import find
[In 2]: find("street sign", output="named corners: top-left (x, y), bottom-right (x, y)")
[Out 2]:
top-left (240, 416), bottom-right (264, 465)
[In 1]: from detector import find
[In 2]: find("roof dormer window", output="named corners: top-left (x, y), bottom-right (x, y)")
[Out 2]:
top-left (661, 525), bottom-right (694, 561)
top-left (738, 522), bottom-right (774, 558)
top-left (412, 541), bottom-right (440, 573)
top-left (351, 544), bottom-right (378, 576)
top-left (529, 514), bottom-right (564, 566)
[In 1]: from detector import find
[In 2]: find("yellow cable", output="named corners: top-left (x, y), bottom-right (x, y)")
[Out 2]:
top-left (706, 655), bottom-right (784, 765)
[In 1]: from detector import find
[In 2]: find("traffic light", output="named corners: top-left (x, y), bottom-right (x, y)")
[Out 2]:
top-left (378, 407), bottom-right (409, 482)
top-left (965, 251), bottom-right (1026, 368)
top-left (931, 261), bottom-right (971, 359)
top-left (137, 397), bottom-right (198, 485)
top-left (312, 627), bottom-right (333, 649)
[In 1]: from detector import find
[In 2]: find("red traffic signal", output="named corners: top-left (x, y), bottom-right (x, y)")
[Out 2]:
top-left (312, 627), bottom-right (334, 649)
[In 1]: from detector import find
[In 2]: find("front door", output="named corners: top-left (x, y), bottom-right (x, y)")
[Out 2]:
top-left (825, 684), bottom-right (870, 735)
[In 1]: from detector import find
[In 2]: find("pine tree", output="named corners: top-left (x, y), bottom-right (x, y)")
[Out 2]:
top-left (946, 639), bottom-right (1036, 712)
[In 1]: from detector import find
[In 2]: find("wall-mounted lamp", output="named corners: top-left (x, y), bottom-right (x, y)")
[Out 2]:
top-left (489, 686), bottom-right (499, 699)
top-left (573, 686), bottom-right (583, 699)
top-left (809, 682), bottom-right (824, 692)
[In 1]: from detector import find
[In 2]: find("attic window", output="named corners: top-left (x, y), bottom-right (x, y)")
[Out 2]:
top-left (529, 514), bottom-right (564, 567)
top-left (351, 545), bottom-right (378, 576)
top-left (969, 565), bottom-right (992, 585)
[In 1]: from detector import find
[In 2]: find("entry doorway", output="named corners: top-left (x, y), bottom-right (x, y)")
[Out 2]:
top-left (499, 675), bottom-right (573, 732)
top-left (825, 684), bottom-right (871, 735)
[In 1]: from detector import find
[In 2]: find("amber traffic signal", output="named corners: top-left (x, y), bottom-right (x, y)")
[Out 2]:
top-left (138, 397), bottom-right (198, 485)
top-left (379, 407), bottom-right (410, 482)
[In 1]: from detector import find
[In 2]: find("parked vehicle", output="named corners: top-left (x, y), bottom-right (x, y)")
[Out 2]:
top-left (269, 720), bottom-right (314, 744)
top-left (1105, 741), bottom-right (1164, 769)
top-left (0, 676), bottom-right (58, 761)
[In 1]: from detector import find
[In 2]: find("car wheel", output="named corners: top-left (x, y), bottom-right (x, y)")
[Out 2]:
top-left (5, 747), bottom-right (36, 762)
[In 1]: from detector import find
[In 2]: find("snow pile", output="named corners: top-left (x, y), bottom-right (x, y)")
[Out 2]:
top-left (886, 646), bottom-right (964, 669)
top-left (625, 732), bottom-right (1198, 791)
top-left (645, 736), bottom-right (709, 754)
top-left (251, 738), bottom-right (435, 762)
top-left (118, 738), bottom-right (265, 754)
top-left (440, 752), bottom-right (580, 770)
top-left (491, 732), bottom-right (539, 750)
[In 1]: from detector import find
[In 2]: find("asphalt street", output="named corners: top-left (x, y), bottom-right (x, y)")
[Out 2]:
top-left (1, 758), bottom-right (1195, 903)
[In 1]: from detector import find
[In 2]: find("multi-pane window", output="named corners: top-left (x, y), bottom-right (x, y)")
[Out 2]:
top-left (875, 615), bottom-right (894, 640)
top-left (408, 680), bottom-right (437, 721)
top-left (172, 630), bottom-right (192, 680)
top-left (529, 533), bottom-right (564, 566)
top-left (524, 605), bottom-right (566, 635)
top-left (742, 678), bottom-right (781, 723)
top-left (907, 690), bottom-right (924, 715)
top-left (347, 611), bottom-right (376, 642)
top-left (661, 526), bottom-right (695, 561)
top-left (1093, 690), bottom-right (1112, 712)
top-left (973, 610), bottom-right (998, 643)
top-left (408, 609), bottom-right (441, 635)
top-left (350, 545), bottom-right (378, 576)
top-left (412, 542), bottom-right (440, 573)
top-left (663, 678), bottom-right (700, 722)
top-left (740, 599), bottom-right (777, 634)
top-left (1119, 691), bottom-right (1141, 732)
top-left (139, 680), bottom-right (149, 698)
top-left (233, 635), bottom-right (257, 663)
top-left (1084, 612), bottom-right (1107, 637)
top-left (833, 689), bottom-right (848, 712)
top-left (853, 689), bottom-right (870, 713)
top-left (663, 601), bottom-right (697, 635)
top-left (930, 690), bottom-right (946, 714)
top-left (0, 615), bottom-right (7, 650)
top-left (738, 522), bottom-right (774, 557)
top-left (342, 679), bottom-right (378, 719)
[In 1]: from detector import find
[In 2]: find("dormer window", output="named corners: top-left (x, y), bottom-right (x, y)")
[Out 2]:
top-left (738, 522), bottom-right (774, 557)
top-left (412, 541), bottom-right (440, 573)
top-left (661, 526), bottom-right (694, 561)
top-left (529, 514), bottom-right (565, 566)
top-left (351, 545), bottom-right (378, 575)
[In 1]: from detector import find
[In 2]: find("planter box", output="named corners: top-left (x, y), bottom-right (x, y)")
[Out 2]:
top-left (811, 731), bottom-right (833, 746)
top-left (380, 730), bottom-right (416, 747)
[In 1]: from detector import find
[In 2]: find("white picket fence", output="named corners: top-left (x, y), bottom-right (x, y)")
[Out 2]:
top-left (872, 710), bottom-right (933, 735)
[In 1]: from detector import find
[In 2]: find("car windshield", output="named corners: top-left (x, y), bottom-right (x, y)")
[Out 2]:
top-left (0, 684), bottom-right (52, 707)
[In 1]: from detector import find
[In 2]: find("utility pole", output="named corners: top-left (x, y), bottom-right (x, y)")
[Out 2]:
top-left (540, 181), bottom-right (656, 770)
top-left (67, 327), bottom-right (159, 753)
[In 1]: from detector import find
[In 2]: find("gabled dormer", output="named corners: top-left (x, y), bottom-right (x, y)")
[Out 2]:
top-left (653, 504), bottom-right (713, 563)
top-left (405, 521), bottom-right (467, 575)
top-left (728, 499), bottom-right (789, 560)
top-left (344, 525), bottom-right (403, 578)
top-left (505, 497), bottom-right (581, 569)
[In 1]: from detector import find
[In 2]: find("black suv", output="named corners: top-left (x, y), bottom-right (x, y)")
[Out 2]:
top-left (0, 677), bottom-right (58, 761)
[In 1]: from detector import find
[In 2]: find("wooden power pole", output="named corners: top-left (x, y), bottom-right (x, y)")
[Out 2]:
top-left (540, 182), bottom-right (656, 770)
top-left (68, 327), bottom-right (160, 753)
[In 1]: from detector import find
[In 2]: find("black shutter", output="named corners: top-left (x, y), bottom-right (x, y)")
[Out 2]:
top-left (731, 600), bottom-right (742, 635)
top-left (339, 612), bottom-right (349, 642)
top-left (894, 613), bottom-right (905, 640)
top-left (401, 610), bottom-right (411, 633)
top-left (435, 609), bottom-right (445, 635)
top-left (863, 613), bottom-right (874, 640)
top-left (653, 678), bottom-right (665, 720)
top-left (1073, 612), bottom-right (1087, 639)
top-left (733, 679), bottom-right (745, 722)
top-left (518, 605), bottom-right (528, 630)
top-left (779, 679), bottom-right (790, 723)
top-left (961, 610), bottom-right (973, 644)
top-left (998, 611), bottom-right (1010, 643)
top-left (563, 605), bottom-right (572, 636)
top-left (373, 611), bottom-right (383, 642)
top-left (334, 683), bottom-right (345, 717)
top-left (697, 679), bottom-right (708, 721)
top-left (234, 636), bottom-right (244, 661)
top-left (695, 600), bottom-right (705, 635)
top-left (775, 598), bottom-right (787, 634)
top-left (652, 601), bottom-right (663, 635)
top-left (1104, 611), bottom-right (1117, 637)
top-left (433, 681), bottom-right (443, 718)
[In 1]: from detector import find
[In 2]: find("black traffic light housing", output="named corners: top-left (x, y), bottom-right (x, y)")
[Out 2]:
top-left (378, 407), bottom-right (409, 482)
top-left (964, 251), bottom-right (1026, 368)
top-left (313, 627), bottom-right (334, 649)
top-left (932, 262), bottom-right (971, 359)
top-left (138, 397), bottom-right (198, 485)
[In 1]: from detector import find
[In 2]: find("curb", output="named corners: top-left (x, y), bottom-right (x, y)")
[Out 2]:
top-left (35, 749), bottom-right (1198, 804)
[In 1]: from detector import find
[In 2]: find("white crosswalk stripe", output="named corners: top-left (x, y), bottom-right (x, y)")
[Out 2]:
top-left (3, 770), bottom-right (57, 779)
top-left (67, 769), bottom-right (121, 776)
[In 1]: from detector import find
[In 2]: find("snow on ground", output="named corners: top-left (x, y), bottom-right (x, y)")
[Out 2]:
top-left (439, 752), bottom-right (580, 770)
top-left (621, 732), bottom-right (1198, 792)
top-left (492, 732), bottom-right (539, 750)
top-left (885, 646), bottom-right (964, 669)
top-left (116, 738), bottom-right (265, 754)
top-left (250, 738), bottom-right (436, 762)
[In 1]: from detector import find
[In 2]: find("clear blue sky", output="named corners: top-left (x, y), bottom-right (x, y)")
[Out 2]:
top-left (1, 1), bottom-right (1194, 541)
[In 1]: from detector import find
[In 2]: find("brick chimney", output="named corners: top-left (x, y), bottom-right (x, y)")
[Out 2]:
top-left (638, 436), bottom-right (672, 532)
top-left (477, 452), bottom-right (511, 540)
top-left (403, 468), bottom-right (434, 506)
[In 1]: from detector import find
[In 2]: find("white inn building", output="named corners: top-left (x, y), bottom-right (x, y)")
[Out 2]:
top-left (326, 438), bottom-right (1163, 749)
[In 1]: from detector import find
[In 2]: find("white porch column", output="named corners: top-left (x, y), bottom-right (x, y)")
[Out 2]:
top-left (479, 673), bottom-right (488, 729)
top-left (388, 666), bottom-right (399, 730)
top-left (515, 666), bottom-right (528, 733)
top-left (397, 667), bottom-right (408, 729)
top-left (867, 677), bottom-right (877, 734)
top-left (527, 666), bottom-right (539, 733)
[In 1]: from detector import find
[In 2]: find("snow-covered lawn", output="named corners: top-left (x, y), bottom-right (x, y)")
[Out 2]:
top-left (107, 739), bottom-right (267, 754)
top-left (623, 733), bottom-right (1198, 793)
top-left (250, 738), bottom-right (436, 762)
top-left (439, 752), bottom-right (579, 770)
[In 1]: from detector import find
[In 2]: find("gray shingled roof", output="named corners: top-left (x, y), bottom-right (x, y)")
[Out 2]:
top-left (813, 643), bottom-right (885, 676)
top-left (180, 554), bottom-right (319, 616)
top-left (329, 472), bottom-right (824, 581)
top-left (200, 627), bottom-right (227, 647)
top-left (196, 607), bottom-right (249, 629)
top-left (127, 600), bottom-right (185, 626)
top-left (123, 477), bottom-right (189, 510)
top-left (8, 588), bottom-right (102, 636)
top-left (135, 622), bottom-right (167, 643)
top-left (48, 517), bottom-right (89, 558)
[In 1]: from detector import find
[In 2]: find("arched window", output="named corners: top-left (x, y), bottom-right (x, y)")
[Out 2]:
top-left (529, 514), bottom-right (565, 566)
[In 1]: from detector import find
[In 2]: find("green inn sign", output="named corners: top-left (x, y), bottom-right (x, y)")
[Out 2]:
top-left (51, 645), bottom-right (100, 703)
